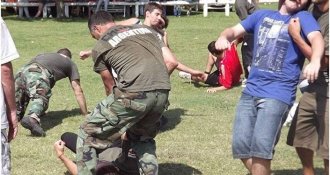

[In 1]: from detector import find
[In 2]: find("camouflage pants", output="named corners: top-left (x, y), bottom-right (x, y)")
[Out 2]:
top-left (1, 129), bottom-right (11, 175)
top-left (15, 63), bottom-right (53, 121)
top-left (76, 88), bottom-right (169, 175)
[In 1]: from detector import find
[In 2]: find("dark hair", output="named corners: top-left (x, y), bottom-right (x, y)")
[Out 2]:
top-left (208, 41), bottom-right (223, 56)
top-left (144, 2), bottom-right (163, 16)
top-left (57, 48), bottom-right (72, 59)
top-left (88, 11), bottom-right (114, 32)
top-left (161, 14), bottom-right (169, 29)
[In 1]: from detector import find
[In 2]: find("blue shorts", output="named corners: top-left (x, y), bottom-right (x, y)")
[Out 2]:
top-left (232, 93), bottom-right (290, 159)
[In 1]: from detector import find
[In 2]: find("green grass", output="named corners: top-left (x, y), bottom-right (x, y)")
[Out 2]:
top-left (2, 3), bottom-right (324, 175)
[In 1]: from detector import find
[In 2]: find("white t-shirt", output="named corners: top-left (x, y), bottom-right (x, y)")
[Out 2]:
top-left (1, 17), bottom-right (19, 129)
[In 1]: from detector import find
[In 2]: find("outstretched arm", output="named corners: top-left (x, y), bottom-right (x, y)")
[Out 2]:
top-left (162, 46), bottom-right (179, 75)
top-left (1, 62), bottom-right (18, 142)
top-left (54, 140), bottom-right (78, 175)
top-left (215, 24), bottom-right (246, 51)
top-left (71, 80), bottom-right (88, 116)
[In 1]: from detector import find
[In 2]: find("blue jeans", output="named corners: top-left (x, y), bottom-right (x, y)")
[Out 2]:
top-left (232, 93), bottom-right (290, 159)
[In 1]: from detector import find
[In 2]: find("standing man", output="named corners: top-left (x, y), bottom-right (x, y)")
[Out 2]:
top-left (287, 0), bottom-right (329, 174)
top-left (215, 0), bottom-right (324, 174)
top-left (1, 17), bottom-right (19, 175)
top-left (76, 11), bottom-right (173, 175)
top-left (15, 48), bottom-right (88, 137)
top-left (234, 0), bottom-right (259, 85)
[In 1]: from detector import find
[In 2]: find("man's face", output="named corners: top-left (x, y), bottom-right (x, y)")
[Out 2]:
top-left (146, 9), bottom-right (163, 27)
top-left (285, 0), bottom-right (309, 12)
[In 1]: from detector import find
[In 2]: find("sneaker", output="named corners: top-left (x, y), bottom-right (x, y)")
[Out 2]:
top-left (178, 71), bottom-right (192, 82)
top-left (241, 78), bottom-right (247, 87)
top-left (21, 116), bottom-right (46, 137)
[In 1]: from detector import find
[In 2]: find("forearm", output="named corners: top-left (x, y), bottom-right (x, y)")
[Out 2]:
top-left (292, 33), bottom-right (312, 59)
top-left (71, 80), bottom-right (88, 115)
top-left (75, 91), bottom-right (88, 116)
top-left (1, 63), bottom-right (17, 124)
top-left (58, 154), bottom-right (78, 175)
top-left (176, 62), bottom-right (197, 74)
top-left (310, 34), bottom-right (324, 63)
top-left (162, 47), bottom-right (179, 74)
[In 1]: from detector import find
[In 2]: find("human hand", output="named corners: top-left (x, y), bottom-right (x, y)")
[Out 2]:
top-left (7, 112), bottom-right (18, 142)
top-left (215, 36), bottom-right (231, 51)
top-left (206, 88), bottom-right (217, 93)
top-left (54, 140), bottom-right (65, 158)
top-left (288, 18), bottom-right (301, 39)
top-left (303, 60), bottom-right (320, 83)
top-left (79, 50), bottom-right (92, 60)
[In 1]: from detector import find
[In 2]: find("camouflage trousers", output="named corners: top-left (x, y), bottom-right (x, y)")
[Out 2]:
top-left (15, 63), bottom-right (53, 121)
top-left (1, 129), bottom-right (11, 175)
top-left (76, 87), bottom-right (169, 175)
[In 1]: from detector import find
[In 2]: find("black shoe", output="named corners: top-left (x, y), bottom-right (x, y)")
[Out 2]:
top-left (20, 116), bottom-right (46, 137)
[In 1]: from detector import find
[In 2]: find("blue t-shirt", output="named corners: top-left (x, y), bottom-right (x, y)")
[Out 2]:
top-left (241, 9), bottom-right (320, 105)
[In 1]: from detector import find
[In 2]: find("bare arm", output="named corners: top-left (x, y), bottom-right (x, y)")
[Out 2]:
top-left (303, 30), bottom-right (324, 82)
top-left (288, 18), bottom-right (312, 59)
top-left (206, 86), bottom-right (229, 93)
top-left (71, 80), bottom-right (88, 116)
top-left (1, 62), bottom-right (18, 142)
top-left (215, 24), bottom-right (246, 51)
top-left (99, 69), bottom-right (115, 96)
top-left (54, 140), bottom-right (78, 175)
top-left (162, 46), bottom-right (179, 75)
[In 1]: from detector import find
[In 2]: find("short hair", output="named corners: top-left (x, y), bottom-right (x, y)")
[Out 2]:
top-left (88, 11), bottom-right (114, 32)
top-left (208, 41), bottom-right (223, 57)
top-left (144, 2), bottom-right (163, 16)
top-left (161, 14), bottom-right (169, 29)
top-left (57, 48), bottom-right (72, 59)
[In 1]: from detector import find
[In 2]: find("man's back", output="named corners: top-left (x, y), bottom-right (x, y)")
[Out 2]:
top-left (30, 53), bottom-right (80, 83)
top-left (92, 25), bottom-right (171, 92)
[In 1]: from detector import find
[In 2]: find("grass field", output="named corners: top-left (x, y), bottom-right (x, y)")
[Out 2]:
top-left (2, 3), bottom-right (325, 175)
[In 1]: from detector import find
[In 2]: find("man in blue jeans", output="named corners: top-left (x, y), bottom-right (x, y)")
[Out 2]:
top-left (215, 0), bottom-right (324, 174)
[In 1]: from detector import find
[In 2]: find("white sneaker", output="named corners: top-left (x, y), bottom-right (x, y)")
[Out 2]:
top-left (241, 78), bottom-right (247, 87)
top-left (178, 71), bottom-right (192, 82)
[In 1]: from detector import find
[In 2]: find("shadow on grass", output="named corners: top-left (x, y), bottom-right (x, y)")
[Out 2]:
top-left (159, 108), bottom-right (186, 132)
top-left (40, 108), bottom-right (81, 131)
top-left (159, 162), bottom-right (202, 175)
top-left (272, 168), bottom-right (324, 175)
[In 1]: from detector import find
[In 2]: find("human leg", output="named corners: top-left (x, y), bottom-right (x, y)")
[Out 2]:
top-left (76, 88), bottom-right (168, 174)
top-left (18, 64), bottom-right (52, 136)
top-left (1, 129), bottom-right (11, 175)
top-left (232, 94), bottom-right (257, 173)
top-left (14, 70), bottom-right (30, 121)
top-left (296, 147), bottom-right (315, 175)
top-left (241, 34), bottom-right (253, 79)
top-left (251, 157), bottom-right (271, 175)
top-left (251, 98), bottom-right (289, 174)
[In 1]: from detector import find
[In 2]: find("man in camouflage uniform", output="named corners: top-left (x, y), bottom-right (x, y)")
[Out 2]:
top-left (15, 48), bottom-right (88, 137)
top-left (76, 11), bottom-right (175, 175)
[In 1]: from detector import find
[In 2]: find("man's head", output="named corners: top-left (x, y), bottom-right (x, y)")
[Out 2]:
top-left (57, 48), bottom-right (72, 59)
top-left (144, 2), bottom-right (163, 27)
top-left (154, 14), bottom-right (169, 35)
top-left (88, 11), bottom-right (115, 40)
top-left (208, 41), bottom-right (224, 58)
top-left (281, 0), bottom-right (311, 14)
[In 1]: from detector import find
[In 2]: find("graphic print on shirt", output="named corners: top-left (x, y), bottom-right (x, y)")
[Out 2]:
top-left (102, 26), bottom-right (162, 48)
top-left (254, 17), bottom-right (290, 72)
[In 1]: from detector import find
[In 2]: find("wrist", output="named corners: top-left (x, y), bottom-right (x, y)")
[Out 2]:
top-left (58, 153), bottom-right (64, 159)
